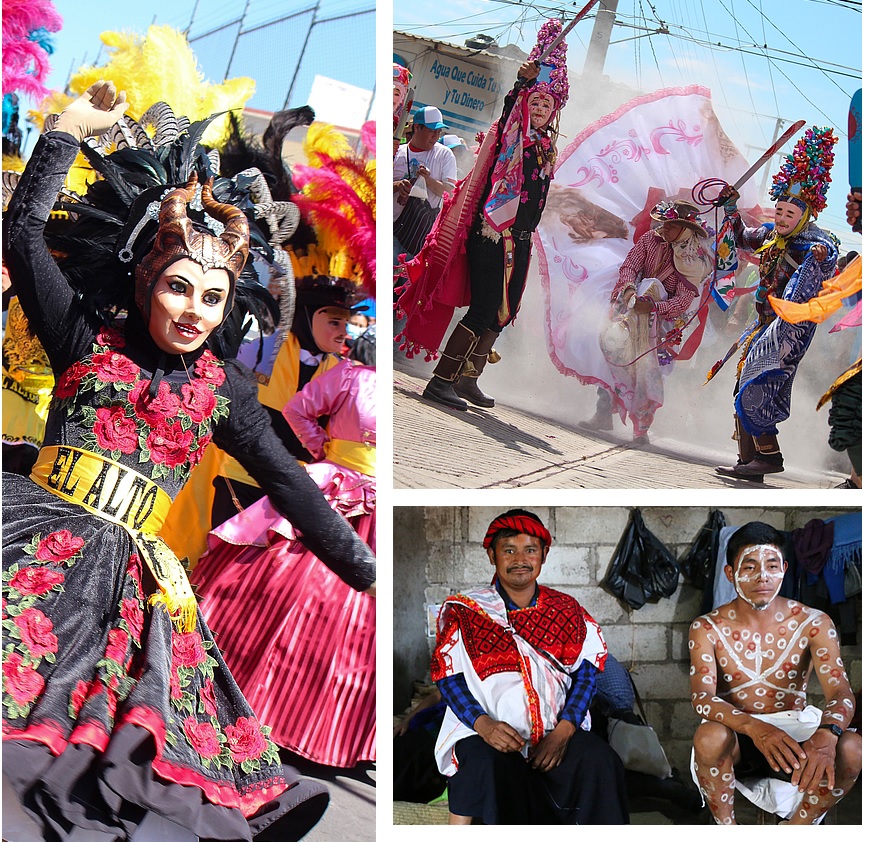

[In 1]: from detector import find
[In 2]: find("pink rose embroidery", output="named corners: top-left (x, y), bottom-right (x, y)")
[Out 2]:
top-left (128, 380), bottom-right (181, 425)
top-left (15, 608), bottom-right (58, 658)
top-left (199, 681), bottom-right (218, 718)
top-left (189, 437), bottom-right (209, 467)
top-left (106, 684), bottom-right (118, 720)
top-left (170, 671), bottom-right (184, 701)
top-left (120, 598), bottom-right (144, 642)
top-left (93, 405), bottom-right (139, 453)
top-left (183, 716), bottom-right (221, 758)
top-left (70, 679), bottom-right (90, 717)
top-left (2, 652), bottom-right (44, 705)
top-left (180, 381), bottom-right (217, 424)
top-left (8, 566), bottom-right (64, 597)
top-left (171, 631), bottom-right (206, 669)
top-left (55, 361), bottom-right (90, 399)
top-left (96, 327), bottom-right (125, 349)
top-left (146, 423), bottom-right (194, 468)
top-left (104, 627), bottom-right (129, 664)
top-left (224, 717), bottom-right (268, 763)
top-left (194, 354), bottom-right (225, 386)
top-left (35, 530), bottom-right (85, 563)
top-left (92, 351), bottom-right (141, 385)
top-left (126, 553), bottom-right (145, 599)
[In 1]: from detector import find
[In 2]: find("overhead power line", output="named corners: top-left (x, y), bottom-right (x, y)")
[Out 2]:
top-left (397, 1), bottom-right (859, 87)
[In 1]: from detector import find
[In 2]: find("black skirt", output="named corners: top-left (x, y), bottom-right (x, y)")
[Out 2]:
top-left (2, 472), bottom-right (328, 841)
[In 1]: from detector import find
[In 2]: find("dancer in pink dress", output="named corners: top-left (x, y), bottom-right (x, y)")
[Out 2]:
top-left (191, 359), bottom-right (376, 768)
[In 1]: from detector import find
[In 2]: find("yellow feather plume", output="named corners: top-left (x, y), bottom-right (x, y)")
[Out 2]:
top-left (3, 154), bottom-right (25, 173)
top-left (304, 123), bottom-right (353, 169)
top-left (27, 25), bottom-right (254, 196)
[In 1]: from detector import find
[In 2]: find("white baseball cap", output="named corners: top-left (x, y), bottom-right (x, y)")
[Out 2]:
top-left (413, 105), bottom-right (448, 130)
top-left (441, 134), bottom-right (466, 149)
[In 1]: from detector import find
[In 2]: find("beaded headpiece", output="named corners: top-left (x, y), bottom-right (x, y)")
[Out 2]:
top-left (527, 19), bottom-right (569, 109)
top-left (770, 126), bottom-right (837, 217)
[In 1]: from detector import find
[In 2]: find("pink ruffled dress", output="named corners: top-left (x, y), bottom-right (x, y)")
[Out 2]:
top-left (191, 362), bottom-right (376, 768)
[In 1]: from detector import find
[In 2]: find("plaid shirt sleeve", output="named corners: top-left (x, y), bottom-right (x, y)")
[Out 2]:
top-left (655, 276), bottom-right (699, 321)
top-left (731, 213), bottom-right (770, 251)
top-left (613, 233), bottom-right (653, 302)
top-left (559, 660), bottom-right (599, 727)
top-left (436, 673), bottom-right (488, 729)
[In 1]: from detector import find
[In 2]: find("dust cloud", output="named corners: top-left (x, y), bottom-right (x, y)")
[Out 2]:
top-left (398, 69), bottom-right (858, 482)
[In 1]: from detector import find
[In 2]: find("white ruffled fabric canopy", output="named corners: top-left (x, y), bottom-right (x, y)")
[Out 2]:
top-left (536, 86), bottom-right (762, 426)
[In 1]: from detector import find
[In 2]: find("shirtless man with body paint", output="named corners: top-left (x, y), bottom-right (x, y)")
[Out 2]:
top-left (688, 521), bottom-right (861, 824)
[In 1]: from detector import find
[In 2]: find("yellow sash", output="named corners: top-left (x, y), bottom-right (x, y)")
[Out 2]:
top-left (324, 438), bottom-right (376, 477)
top-left (2, 372), bottom-right (54, 446)
top-left (30, 445), bottom-right (197, 632)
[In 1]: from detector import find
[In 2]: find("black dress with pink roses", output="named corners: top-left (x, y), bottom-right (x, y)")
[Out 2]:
top-left (2, 131), bottom-right (375, 841)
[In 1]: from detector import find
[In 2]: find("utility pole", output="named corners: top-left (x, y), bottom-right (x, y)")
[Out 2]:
top-left (583, 0), bottom-right (619, 80)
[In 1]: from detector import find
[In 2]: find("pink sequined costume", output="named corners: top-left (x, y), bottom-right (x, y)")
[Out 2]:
top-left (191, 362), bottom-right (376, 768)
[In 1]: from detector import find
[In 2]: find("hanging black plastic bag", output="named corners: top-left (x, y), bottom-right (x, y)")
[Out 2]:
top-left (679, 509), bottom-right (726, 590)
top-left (604, 509), bottom-right (679, 609)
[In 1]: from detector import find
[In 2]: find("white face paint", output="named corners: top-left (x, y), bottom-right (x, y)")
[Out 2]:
top-left (732, 544), bottom-right (785, 611)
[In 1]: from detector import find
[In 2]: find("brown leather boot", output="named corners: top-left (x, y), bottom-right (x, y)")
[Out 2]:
top-left (717, 425), bottom-right (784, 480)
top-left (744, 433), bottom-right (785, 474)
top-left (453, 329), bottom-right (497, 407)
top-left (716, 416), bottom-right (764, 480)
top-left (423, 323), bottom-right (478, 411)
top-left (579, 388), bottom-right (614, 431)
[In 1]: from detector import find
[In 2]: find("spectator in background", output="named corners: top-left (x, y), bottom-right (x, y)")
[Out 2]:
top-left (441, 134), bottom-right (475, 180)
top-left (393, 106), bottom-right (457, 263)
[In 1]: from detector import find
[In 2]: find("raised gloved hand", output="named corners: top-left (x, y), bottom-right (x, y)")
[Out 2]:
top-left (53, 81), bottom-right (128, 143)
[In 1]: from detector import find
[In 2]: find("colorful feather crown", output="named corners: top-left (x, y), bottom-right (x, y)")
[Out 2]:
top-left (527, 19), bottom-right (569, 108)
top-left (770, 126), bottom-right (837, 217)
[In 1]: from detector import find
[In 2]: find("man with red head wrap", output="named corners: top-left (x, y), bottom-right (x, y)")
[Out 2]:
top-left (430, 509), bottom-right (629, 824)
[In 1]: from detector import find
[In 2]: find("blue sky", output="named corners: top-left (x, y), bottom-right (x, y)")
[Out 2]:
top-left (33, 0), bottom-right (375, 133)
top-left (394, 0), bottom-right (863, 250)
top-left (18, 0), bottom-right (864, 247)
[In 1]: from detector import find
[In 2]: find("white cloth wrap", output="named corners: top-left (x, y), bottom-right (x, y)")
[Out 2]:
top-left (691, 705), bottom-right (824, 821)
top-left (433, 587), bottom-right (606, 777)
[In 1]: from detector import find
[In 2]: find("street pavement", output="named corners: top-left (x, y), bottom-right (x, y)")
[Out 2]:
top-left (393, 367), bottom-right (847, 490)
top-left (285, 754), bottom-right (375, 842)
top-left (1, 757), bottom-right (375, 842)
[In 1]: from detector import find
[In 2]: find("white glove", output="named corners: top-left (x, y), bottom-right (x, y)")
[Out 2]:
top-left (54, 80), bottom-right (128, 143)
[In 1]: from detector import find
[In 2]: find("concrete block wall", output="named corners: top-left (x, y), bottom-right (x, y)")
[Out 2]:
top-left (394, 505), bottom-right (861, 774)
